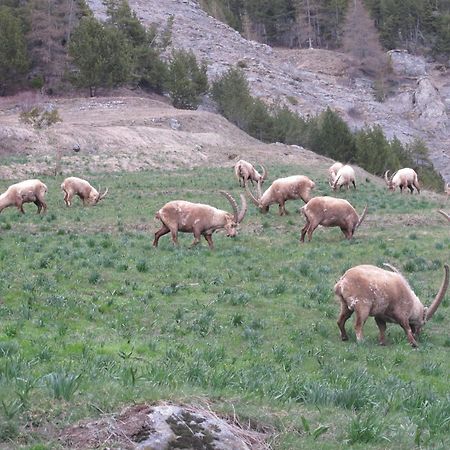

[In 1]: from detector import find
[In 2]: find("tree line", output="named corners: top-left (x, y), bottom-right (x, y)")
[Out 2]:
top-left (211, 67), bottom-right (443, 190)
top-left (0, 0), bottom-right (208, 106)
top-left (200, 0), bottom-right (450, 59)
top-left (0, 0), bottom-right (444, 190)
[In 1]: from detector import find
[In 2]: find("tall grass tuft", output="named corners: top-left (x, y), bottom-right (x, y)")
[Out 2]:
top-left (44, 371), bottom-right (81, 401)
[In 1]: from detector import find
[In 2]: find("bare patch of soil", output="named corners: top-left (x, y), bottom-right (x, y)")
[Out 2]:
top-left (0, 94), bottom-right (332, 179)
top-left (58, 402), bottom-right (271, 450)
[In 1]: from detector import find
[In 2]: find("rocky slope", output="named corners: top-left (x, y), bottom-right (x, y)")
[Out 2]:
top-left (85, 0), bottom-right (450, 182)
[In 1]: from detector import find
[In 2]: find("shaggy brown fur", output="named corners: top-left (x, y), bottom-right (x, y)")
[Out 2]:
top-left (0, 179), bottom-right (47, 214)
top-left (300, 196), bottom-right (367, 241)
top-left (334, 264), bottom-right (449, 347)
top-left (384, 168), bottom-right (420, 194)
top-left (153, 192), bottom-right (247, 249)
top-left (234, 160), bottom-right (267, 187)
top-left (61, 177), bottom-right (108, 206)
top-left (246, 175), bottom-right (315, 215)
top-left (330, 165), bottom-right (356, 191)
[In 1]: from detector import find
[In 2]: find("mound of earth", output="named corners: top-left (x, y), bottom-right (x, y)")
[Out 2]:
top-left (0, 94), bottom-right (333, 179)
top-left (59, 403), bottom-right (270, 449)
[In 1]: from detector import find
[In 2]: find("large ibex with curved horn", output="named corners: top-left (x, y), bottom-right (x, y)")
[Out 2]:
top-left (334, 263), bottom-right (449, 347)
top-left (246, 175), bottom-right (315, 215)
top-left (234, 160), bottom-right (267, 188)
top-left (300, 196), bottom-right (367, 241)
top-left (153, 191), bottom-right (247, 249)
top-left (384, 168), bottom-right (420, 194)
top-left (61, 177), bottom-right (108, 206)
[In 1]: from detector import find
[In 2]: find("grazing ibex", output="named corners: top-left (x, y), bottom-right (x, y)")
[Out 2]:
top-left (246, 175), bottom-right (315, 215)
top-left (330, 165), bottom-right (356, 191)
top-left (328, 162), bottom-right (343, 183)
top-left (61, 177), bottom-right (108, 206)
top-left (438, 210), bottom-right (450, 222)
top-left (384, 168), bottom-right (420, 194)
top-left (153, 191), bottom-right (247, 249)
top-left (334, 263), bottom-right (449, 347)
top-left (300, 197), bottom-right (367, 241)
top-left (234, 160), bottom-right (267, 187)
top-left (0, 179), bottom-right (47, 214)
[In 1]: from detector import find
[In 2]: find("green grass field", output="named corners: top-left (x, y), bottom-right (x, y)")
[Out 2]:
top-left (0, 166), bottom-right (449, 449)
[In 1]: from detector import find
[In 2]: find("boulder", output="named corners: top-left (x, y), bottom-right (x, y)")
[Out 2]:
top-left (388, 49), bottom-right (427, 77)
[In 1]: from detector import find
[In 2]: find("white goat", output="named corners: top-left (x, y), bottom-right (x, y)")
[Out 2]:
top-left (384, 168), bottom-right (420, 194)
top-left (328, 162), bottom-right (344, 183)
top-left (0, 179), bottom-right (48, 214)
top-left (330, 165), bottom-right (356, 191)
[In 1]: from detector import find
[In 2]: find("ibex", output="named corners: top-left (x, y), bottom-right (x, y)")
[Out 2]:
top-left (61, 177), bottom-right (108, 206)
top-left (445, 182), bottom-right (450, 199)
top-left (0, 179), bottom-right (47, 214)
top-left (330, 165), bottom-right (356, 191)
top-left (384, 168), bottom-right (420, 194)
top-left (234, 160), bottom-right (267, 187)
top-left (328, 162), bottom-right (343, 183)
top-left (300, 197), bottom-right (367, 241)
top-left (153, 191), bottom-right (247, 249)
top-left (334, 263), bottom-right (449, 347)
top-left (246, 175), bottom-right (315, 215)
top-left (438, 210), bottom-right (450, 222)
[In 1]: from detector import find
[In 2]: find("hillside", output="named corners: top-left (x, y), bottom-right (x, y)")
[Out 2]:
top-left (0, 93), bottom-right (333, 179)
top-left (1, 0), bottom-right (449, 183)
top-left (82, 0), bottom-right (450, 182)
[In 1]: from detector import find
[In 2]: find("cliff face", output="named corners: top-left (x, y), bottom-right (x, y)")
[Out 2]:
top-left (87, 0), bottom-right (449, 181)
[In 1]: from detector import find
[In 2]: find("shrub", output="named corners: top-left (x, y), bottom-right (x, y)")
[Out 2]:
top-left (166, 49), bottom-right (208, 109)
top-left (19, 106), bottom-right (62, 129)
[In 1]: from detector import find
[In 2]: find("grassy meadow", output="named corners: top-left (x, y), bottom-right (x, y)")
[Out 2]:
top-left (0, 165), bottom-right (449, 449)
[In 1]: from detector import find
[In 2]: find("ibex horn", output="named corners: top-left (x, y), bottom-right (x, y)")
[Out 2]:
top-left (245, 184), bottom-right (261, 208)
top-left (219, 191), bottom-right (239, 223)
top-left (260, 165), bottom-right (268, 181)
top-left (382, 263), bottom-right (402, 274)
top-left (356, 205), bottom-right (368, 230)
top-left (237, 193), bottom-right (247, 223)
top-left (438, 210), bottom-right (450, 222)
top-left (426, 264), bottom-right (449, 321)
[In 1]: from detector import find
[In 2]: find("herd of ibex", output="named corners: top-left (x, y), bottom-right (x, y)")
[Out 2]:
top-left (0, 159), bottom-right (448, 347)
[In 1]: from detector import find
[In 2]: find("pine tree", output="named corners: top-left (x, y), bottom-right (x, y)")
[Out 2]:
top-left (69, 17), bottom-right (131, 96)
top-left (0, 6), bottom-right (29, 94)
top-left (314, 107), bottom-right (356, 161)
top-left (166, 50), bottom-right (208, 109)
top-left (211, 67), bottom-right (253, 130)
top-left (103, 0), bottom-right (169, 93)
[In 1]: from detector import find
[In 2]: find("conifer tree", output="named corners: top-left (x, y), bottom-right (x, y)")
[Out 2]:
top-left (69, 16), bottom-right (131, 96)
top-left (0, 6), bottom-right (29, 94)
top-left (166, 49), bottom-right (208, 109)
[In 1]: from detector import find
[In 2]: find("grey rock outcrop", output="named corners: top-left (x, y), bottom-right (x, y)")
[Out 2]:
top-left (388, 50), bottom-right (427, 77)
